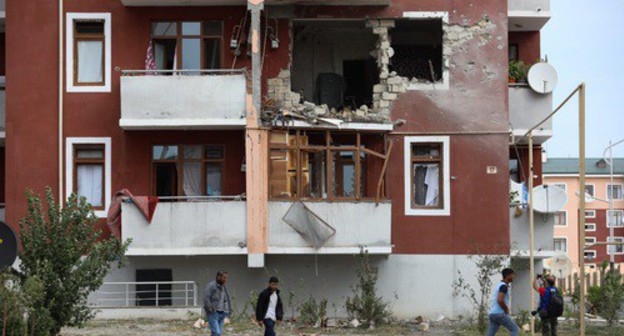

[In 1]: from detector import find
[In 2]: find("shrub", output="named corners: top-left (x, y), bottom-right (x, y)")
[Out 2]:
top-left (298, 296), bottom-right (321, 326)
top-left (345, 252), bottom-right (392, 327)
top-left (587, 262), bottom-right (624, 327)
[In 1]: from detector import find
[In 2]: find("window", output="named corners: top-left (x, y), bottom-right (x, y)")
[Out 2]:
top-left (150, 21), bottom-right (223, 70)
top-left (585, 184), bottom-right (595, 202)
top-left (66, 137), bottom-right (111, 217)
top-left (67, 13), bottom-right (111, 92)
top-left (553, 238), bottom-right (567, 252)
top-left (152, 145), bottom-right (224, 198)
top-left (584, 250), bottom-right (596, 260)
top-left (585, 237), bottom-right (596, 247)
top-left (405, 136), bottom-right (450, 216)
top-left (607, 237), bottom-right (624, 255)
top-left (508, 44), bottom-right (519, 62)
top-left (585, 223), bottom-right (596, 232)
top-left (554, 211), bottom-right (567, 226)
top-left (585, 210), bottom-right (596, 218)
top-left (268, 130), bottom-right (387, 201)
top-left (607, 184), bottom-right (623, 200)
top-left (136, 269), bottom-right (172, 306)
top-left (586, 264), bottom-right (596, 270)
top-left (607, 210), bottom-right (624, 228)
top-left (547, 183), bottom-right (567, 193)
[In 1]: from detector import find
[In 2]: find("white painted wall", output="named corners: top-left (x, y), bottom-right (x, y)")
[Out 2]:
top-left (267, 201), bottom-right (392, 254)
top-left (508, 0), bottom-right (551, 13)
top-left (509, 85), bottom-right (553, 136)
top-left (122, 201), bottom-right (247, 256)
top-left (92, 254), bottom-right (498, 320)
top-left (510, 208), bottom-right (556, 253)
top-left (120, 74), bottom-right (246, 129)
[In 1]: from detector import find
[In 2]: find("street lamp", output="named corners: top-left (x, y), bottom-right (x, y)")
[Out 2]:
top-left (603, 139), bottom-right (624, 270)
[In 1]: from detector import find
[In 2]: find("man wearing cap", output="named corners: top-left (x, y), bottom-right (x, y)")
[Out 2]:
top-left (256, 276), bottom-right (284, 336)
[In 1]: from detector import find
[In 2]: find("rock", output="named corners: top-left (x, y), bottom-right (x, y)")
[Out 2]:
top-left (414, 316), bottom-right (424, 324)
top-left (434, 315), bottom-right (445, 322)
top-left (373, 84), bottom-right (386, 93)
top-left (325, 318), bottom-right (338, 328)
top-left (349, 318), bottom-right (361, 328)
top-left (382, 92), bottom-right (397, 100)
top-left (387, 76), bottom-right (403, 85)
top-left (416, 322), bottom-right (430, 331)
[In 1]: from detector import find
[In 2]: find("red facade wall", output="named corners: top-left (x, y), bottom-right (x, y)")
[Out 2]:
top-left (585, 209), bottom-right (624, 265)
top-left (509, 31), bottom-right (541, 64)
top-left (510, 145), bottom-right (544, 186)
top-left (6, 0), bottom-right (510, 255)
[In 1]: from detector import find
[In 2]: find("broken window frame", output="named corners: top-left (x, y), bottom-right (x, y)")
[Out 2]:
top-left (268, 129), bottom-right (389, 202)
top-left (150, 21), bottom-right (224, 70)
top-left (151, 144), bottom-right (225, 199)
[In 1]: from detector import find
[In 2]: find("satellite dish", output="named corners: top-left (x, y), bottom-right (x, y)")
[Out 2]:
top-left (532, 184), bottom-right (568, 213)
top-left (0, 222), bottom-right (18, 268)
top-left (528, 62), bottom-right (558, 94)
top-left (544, 252), bottom-right (573, 278)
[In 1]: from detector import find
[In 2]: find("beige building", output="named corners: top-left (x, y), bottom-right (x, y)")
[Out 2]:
top-left (543, 158), bottom-right (624, 269)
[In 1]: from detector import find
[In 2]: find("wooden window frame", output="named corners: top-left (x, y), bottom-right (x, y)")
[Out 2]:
top-left (150, 21), bottom-right (224, 70)
top-left (73, 21), bottom-right (106, 87)
top-left (151, 144), bottom-right (225, 198)
top-left (409, 142), bottom-right (444, 210)
top-left (268, 130), bottom-right (388, 202)
top-left (404, 136), bottom-right (450, 216)
top-left (72, 144), bottom-right (106, 210)
top-left (66, 13), bottom-right (111, 93)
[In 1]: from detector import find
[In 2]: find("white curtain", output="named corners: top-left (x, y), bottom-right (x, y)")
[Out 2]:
top-left (183, 162), bottom-right (202, 197)
top-left (206, 163), bottom-right (222, 196)
top-left (154, 43), bottom-right (166, 70)
top-left (77, 41), bottom-right (103, 83)
top-left (424, 164), bottom-right (439, 206)
top-left (77, 165), bottom-right (103, 206)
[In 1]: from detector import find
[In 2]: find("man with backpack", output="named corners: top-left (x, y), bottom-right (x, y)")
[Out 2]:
top-left (532, 274), bottom-right (563, 336)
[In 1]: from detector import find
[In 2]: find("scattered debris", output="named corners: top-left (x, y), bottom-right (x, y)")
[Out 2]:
top-left (325, 318), bottom-right (338, 328)
top-left (349, 318), bottom-right (361, 328)
top-left (416, 321), bottom-right (430, 332)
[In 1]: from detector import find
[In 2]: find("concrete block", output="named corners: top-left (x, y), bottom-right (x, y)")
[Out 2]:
top-left (267, 78), bottom-right (283, 86)
top-left (380, 100), bottom-right (390, 108)
top-left (275, 85), bottom-right (290, 94)
top-left (391, 85), bottom-right (407, 93)
top-left (373, 27), bottom-right (388, 35)
top-left (387, 76), bottom-right (403, 85)
top-left (382, 92), bottom-right (397, 100)
top-left (366, 20), bottom-right (380, 28)
top-left (379, 20), bottom-right (395, 28)
top-left (373, 84), bottom-right (386, 93)
top-left (278, 69), bottom-right (291, 79)
top-left (379, 71), bottom-right (389, 79)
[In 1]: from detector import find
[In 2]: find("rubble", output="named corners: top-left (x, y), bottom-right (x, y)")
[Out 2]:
top-left (348, 318), bottom-right (361, 328)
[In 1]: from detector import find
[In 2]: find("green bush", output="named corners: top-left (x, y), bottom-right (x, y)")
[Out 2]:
top-left (509, 60), bottom-right (529, 82)
top-left (345, 252), bottom-right (392, 327)
top-left (298, 296), bottom-right (321, 326)
top-left (587, 262), bottom-right (624, 327)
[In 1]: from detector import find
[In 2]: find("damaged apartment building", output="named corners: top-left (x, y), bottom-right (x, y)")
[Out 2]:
top-left (5, 0), bottom-right (556, 319)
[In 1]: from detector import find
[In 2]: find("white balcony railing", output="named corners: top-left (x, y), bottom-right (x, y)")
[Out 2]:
top-left (119, 69), bottom-right (247, 130)
top-left (267, 201), bottom-right (392, 254)
top-left (121, 198), bottom-right (247, 256)
top-left (509, 83), bottom-right (553, 144)
top-left (91, 281), bottom-right (198, 307)
top-left (120, 0), bottom-right (390, 7)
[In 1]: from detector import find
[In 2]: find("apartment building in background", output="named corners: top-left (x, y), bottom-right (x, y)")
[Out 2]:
top-left (544, 158), bottom-right (624, 270)
top-left (6, 0), bottom-right (554, 317)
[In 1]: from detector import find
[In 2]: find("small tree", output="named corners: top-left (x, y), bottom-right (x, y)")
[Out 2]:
top-left (587, 261), bottom-right (624, 327)
top-left (345, 251), bottom-right (392, 327)
top-left (452, 246), bottom-right (508, 333)
top-left (18, 188), bottom-right (129, 335)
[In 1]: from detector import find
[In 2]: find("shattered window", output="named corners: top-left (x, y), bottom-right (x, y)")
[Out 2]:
top-left (269, 130), bottom-right (386, 201)
top-left (390, 19), bottom-right (443, 83)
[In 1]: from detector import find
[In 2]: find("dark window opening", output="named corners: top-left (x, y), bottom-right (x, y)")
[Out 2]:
top-left (508, 44), bottom-right (519, 62)
top-left (136, 269), bottom-right (172, 307)
top-left (390, 19), bottom-right (443, 82)
top-left (291, 20), bottom-right (378, 110)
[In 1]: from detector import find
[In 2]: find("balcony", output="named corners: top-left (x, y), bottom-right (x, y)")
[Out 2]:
top-left (267, 201), bottom-right (392, 254)
top-left (508, 0), bottom-right (551, 32)
top-left (509, 83), bottom-right (553, 144)
top-left (119, 70), bottom-right (247, 130)
top-left (509, 207), bottom-right (556, 259)
top-left (120, 0), bottom-right (390, 6)
top-left (121, 199), bottom-right (247, 256)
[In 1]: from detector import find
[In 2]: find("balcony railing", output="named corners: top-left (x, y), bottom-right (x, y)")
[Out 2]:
top-left (91, 281), bottom-right (198, 307)
top-left (509, 83), bottom-right (553, 144)
top-left (119, 69), bottom-right (247, 130)
top-left (267, 201), bottom-right (392, 254)
top-left (121, 198), bottom-right (247, 256)
top-left (120, 0), bottom-right (390, 6)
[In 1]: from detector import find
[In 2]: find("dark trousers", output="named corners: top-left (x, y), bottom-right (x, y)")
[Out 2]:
top-left (541, 316), bottom-right (557, 336)
top-left (263, 318), bottom-right (276, 336)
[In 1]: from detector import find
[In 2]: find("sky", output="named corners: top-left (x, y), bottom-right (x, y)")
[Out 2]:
top-left (541, 0), bottom-right (624, 158)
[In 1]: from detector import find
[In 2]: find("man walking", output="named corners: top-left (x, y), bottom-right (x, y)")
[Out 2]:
top-left (204, 271), bottom-right (232, 336)
top-left (256, 276), bottom-right (284, 336)
top-left (533, 275), bottom-right (561, 336)
top-left (486, 268), bottom-right (519, 336)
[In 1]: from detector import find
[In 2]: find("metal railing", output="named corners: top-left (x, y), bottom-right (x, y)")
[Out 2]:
top-left (121, 68), bottom-right (248, 77)
top-left (93, 281), bottom-right (198, 307)
top-left (124, 195), bottom-right (246, 203)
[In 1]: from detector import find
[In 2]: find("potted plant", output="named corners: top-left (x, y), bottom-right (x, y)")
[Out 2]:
top-left (509, 60), bottom-right (529, 83)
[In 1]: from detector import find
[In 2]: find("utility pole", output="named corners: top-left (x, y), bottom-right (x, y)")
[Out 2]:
top-left (578, 82), bottom-right (586, 336)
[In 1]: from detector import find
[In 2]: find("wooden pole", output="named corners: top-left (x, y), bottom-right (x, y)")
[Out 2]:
top-left (578, 82), bottom-right (587, 336)
top-left (528, 131), bottom-right (535, 335)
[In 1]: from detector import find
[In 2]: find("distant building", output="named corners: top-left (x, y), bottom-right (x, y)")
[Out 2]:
top-left (543, 158), bottom-right (624, 270)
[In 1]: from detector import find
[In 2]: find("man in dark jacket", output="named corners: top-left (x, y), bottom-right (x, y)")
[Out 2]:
top-left (203, 271), bottom-right (231, 336)
top-left (256, 276), bottom-right (284, 336)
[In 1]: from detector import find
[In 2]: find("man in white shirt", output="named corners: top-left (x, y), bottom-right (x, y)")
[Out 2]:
top-left (255, 276), bottom-right (284, 336)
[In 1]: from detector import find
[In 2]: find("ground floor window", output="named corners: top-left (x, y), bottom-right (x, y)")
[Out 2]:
top-left (584, 250), bottom-right (596, 260)
top-left (152, 145), bottom-right (224, 198)
top-left (268, 130), bottom-right (388, 201)
top-left (136, 269), bottom-right (172, 307)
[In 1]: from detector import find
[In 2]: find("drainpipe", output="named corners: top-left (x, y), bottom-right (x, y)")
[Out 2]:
top-left (58, 0), bottom-right (64, 202)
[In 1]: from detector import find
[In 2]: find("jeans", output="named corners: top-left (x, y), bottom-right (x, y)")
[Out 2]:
top-left (206, 310), bottom-right (227, 336)
top-left (263, 318), bottom-right (276, 336)
top-left (487, 313), bottom-right (519, 336)
top-left (541, 316), bottom-right (558, 336)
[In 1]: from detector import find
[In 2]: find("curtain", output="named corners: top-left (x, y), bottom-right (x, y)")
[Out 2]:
top-left (413, 163), bottom-right (439, 206)
top-left (77, 164), bottom-right (103, 206)
top-left (206, 163), bottom-right (222, 196)
top-left (183, 162), bottom-right (202, 197)
top-left (77, 41), bottom-right (103, 83)
top-left (154, 42), bottom-right (166, 70)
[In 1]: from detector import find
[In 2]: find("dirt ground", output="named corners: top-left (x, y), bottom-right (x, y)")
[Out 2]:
top-left (60, 319), bottom-right (624, 336)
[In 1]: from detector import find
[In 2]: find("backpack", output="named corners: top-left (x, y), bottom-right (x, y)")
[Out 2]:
top-left (547, 287), bottom-right (564, 317)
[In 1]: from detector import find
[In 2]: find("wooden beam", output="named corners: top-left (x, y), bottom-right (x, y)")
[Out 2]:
top-left (376, 141), bottom-right (393, 204)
